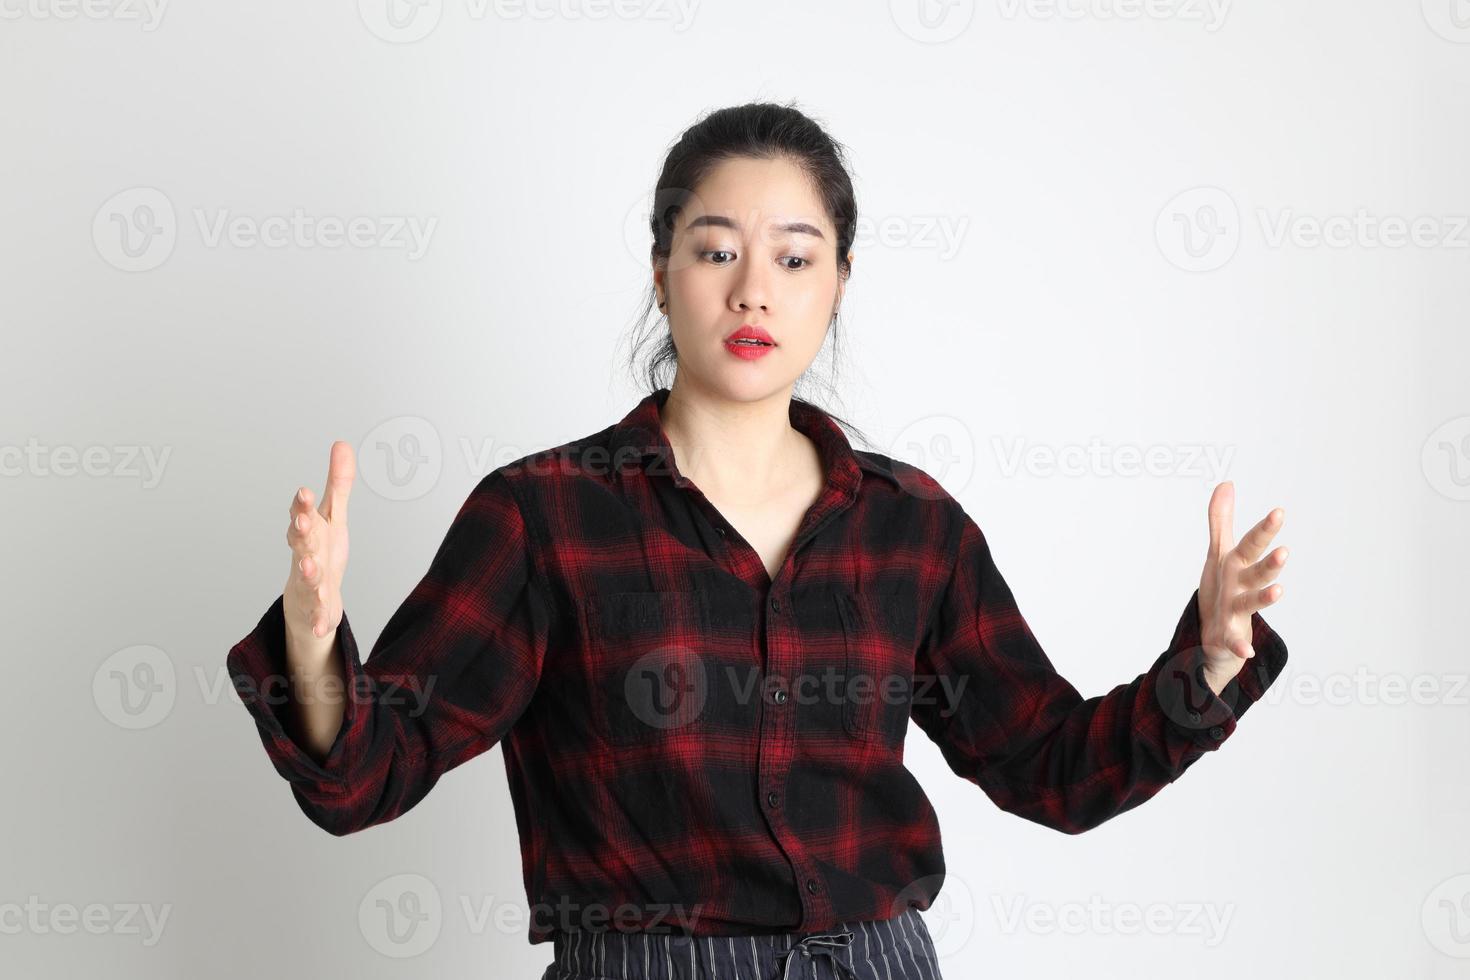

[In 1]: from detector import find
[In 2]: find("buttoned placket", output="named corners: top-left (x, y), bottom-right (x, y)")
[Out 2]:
top-left (643, 438), bottom-right (863, 933)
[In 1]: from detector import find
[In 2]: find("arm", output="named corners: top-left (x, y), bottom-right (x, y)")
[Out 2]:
top-left (226, 467), bottom-right (550, 835)
top-left (909, 504), bottom-right (1288, 835)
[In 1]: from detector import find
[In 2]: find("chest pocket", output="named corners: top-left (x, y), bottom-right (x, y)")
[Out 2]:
top-left (579, 591), bottom-right (709, 748)
top-left (835, 591), bottom-right (917, 747)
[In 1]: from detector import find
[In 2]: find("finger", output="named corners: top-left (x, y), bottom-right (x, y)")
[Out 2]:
top-left (1231, 582), bottom-right (1283, 618)
top-left (286, 509), bottom-right (320, 556)
top-left (1235, 506), bottom-right (1285, 565)
top-left (1207, 481), bottom-right (1234, 562)
top-left (1238, 545), bottom-right (1288, 591)
top-left (319, 440), bottom-right (356, 525)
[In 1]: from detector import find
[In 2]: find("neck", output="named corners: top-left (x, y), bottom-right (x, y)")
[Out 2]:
top-left (659, 378), bottom-right (810, 497)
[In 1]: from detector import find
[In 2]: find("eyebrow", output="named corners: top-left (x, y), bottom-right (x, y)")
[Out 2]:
top-left (685, 214), bottom-right (827, 241)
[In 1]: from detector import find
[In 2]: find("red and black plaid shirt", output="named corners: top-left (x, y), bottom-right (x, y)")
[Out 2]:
top-left (227, 386), bottom-right (1288, 946)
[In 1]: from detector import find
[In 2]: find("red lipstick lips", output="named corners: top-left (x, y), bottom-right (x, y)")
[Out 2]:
top-left (724, 324), bottom-right (777, 360)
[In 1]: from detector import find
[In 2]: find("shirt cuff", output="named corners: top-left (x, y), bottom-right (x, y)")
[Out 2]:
top-left (1154, 588), bottom-right (1289, 752)
top-left (225, 594), bottom-right (374, 788)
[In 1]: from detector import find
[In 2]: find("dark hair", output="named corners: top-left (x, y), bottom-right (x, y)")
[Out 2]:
top-left (624, 100), bottom-right (874, 452)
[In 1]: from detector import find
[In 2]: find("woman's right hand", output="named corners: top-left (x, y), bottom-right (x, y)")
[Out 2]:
top-left (283, 440), bottom-right (355, 651)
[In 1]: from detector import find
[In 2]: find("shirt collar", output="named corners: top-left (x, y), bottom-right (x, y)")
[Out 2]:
top-left (607, 387), bottom-right (903, 495)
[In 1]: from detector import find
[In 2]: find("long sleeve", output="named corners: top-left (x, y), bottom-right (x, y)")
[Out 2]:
top-left (909, 505), bottom-right (1288, 835)
top-left (225, 467), bottom-right (550, 836)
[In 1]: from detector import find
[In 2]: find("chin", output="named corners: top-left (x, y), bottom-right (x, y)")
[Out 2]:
top-left (688, 365), bottom-right (797, 405)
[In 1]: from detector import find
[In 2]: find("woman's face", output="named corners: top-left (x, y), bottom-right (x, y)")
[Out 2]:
top-left (655, 155), bottom-right (848, 402)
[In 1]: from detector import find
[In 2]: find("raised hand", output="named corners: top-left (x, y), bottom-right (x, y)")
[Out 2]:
top-left (283, 440), bottom-right (355, 645)
top-left (1197, 480), bottom-right (1288, 690)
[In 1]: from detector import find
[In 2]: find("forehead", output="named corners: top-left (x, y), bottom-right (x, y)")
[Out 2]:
top-left (678, 156), bottom-right (834, 241)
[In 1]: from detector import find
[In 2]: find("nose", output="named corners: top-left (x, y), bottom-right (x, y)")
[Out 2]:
top-left (729, 256), bottom-right (771, 315)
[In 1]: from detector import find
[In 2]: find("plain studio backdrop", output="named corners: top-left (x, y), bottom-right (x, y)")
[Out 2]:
top-left (2, 2), bottom-right (1466, 977)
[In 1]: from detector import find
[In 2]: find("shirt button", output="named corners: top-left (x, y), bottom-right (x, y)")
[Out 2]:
top-left (1187, 711), bottom-right (1202, 723)
top-left (1209, 726), bottom-right (1225, 740)
top-left (773, 689), bottom-right (788, 705)
top-left (806, 878), bottom-right (819, 894)
top-left (715, 525), bottom-right (726, 536)
top-left (766, 791), bottom-right (779, 808)
top-left (770, 597), bottom-right (781, 612)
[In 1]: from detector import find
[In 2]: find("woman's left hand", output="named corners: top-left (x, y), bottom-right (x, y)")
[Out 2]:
top-left (1197, 481), bottom-right (1289, 693)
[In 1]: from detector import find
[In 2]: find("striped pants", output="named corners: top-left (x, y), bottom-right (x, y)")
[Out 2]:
top-left (539, 905), bottom-right (944, 980)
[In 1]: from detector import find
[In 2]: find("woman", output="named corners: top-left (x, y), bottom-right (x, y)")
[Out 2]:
top-left (227, 102), bottom-right (1291, 980)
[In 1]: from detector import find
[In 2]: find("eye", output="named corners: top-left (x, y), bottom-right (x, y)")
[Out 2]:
top-left (699, 250), bottom-right (812, 271)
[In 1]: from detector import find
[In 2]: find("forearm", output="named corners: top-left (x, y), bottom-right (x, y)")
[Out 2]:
top-left (282, 605), bottom-right (348, 765)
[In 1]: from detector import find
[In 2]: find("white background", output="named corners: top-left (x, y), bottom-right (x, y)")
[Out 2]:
top-left (2, 0), bottom-right (1467, 976)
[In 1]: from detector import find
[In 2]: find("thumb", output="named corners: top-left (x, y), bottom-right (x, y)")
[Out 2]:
top-left (1206, 480), bottom-right (1233, 561)
top-left (320, 440), bottom-right (355, 524)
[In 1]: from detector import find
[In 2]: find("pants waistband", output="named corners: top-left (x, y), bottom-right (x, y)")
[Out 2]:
top-left (544, 904), bottom-right (942, 980)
